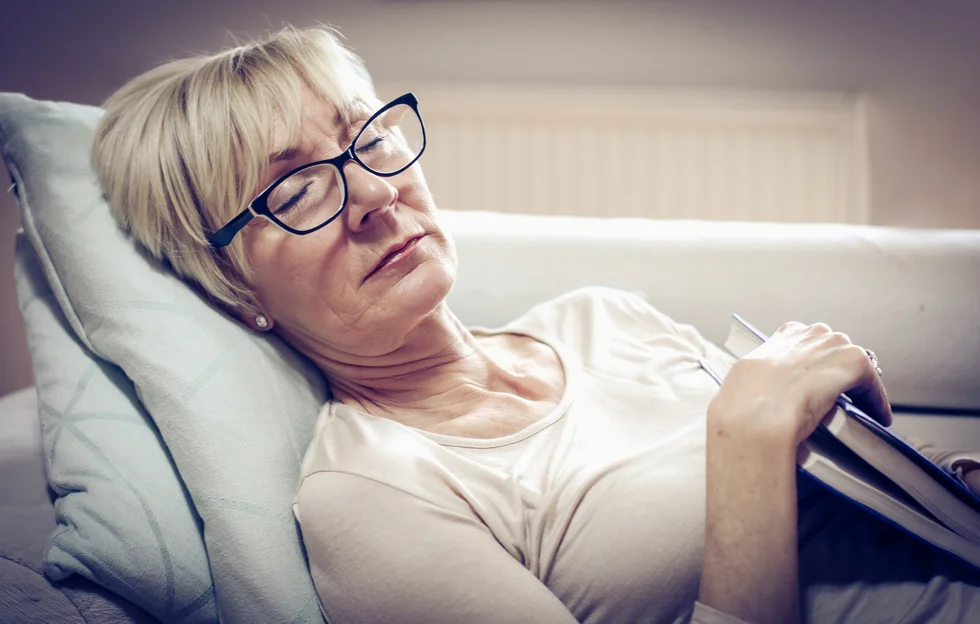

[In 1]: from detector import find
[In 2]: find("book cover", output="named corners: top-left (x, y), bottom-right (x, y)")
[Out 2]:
top-left (700, 314), bottom-right (980, 570)
top-left (727, 313), bottom-right (980, 512)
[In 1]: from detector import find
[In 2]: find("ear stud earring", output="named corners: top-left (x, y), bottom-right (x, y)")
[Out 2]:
top-left (255, 314), bottom-right (269, 329)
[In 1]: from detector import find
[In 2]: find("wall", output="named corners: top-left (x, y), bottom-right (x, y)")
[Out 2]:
top-left (1, 0), bottom-right (979, 394)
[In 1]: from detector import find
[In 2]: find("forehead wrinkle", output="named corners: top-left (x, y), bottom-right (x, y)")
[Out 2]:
top-left (267, 98), bottom-right (353, 166)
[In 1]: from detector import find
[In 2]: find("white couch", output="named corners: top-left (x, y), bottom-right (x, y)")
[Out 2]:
top-left (2, 210), bottom-right (979, 622)
top-left (442, 211), bottom-right (980, 435)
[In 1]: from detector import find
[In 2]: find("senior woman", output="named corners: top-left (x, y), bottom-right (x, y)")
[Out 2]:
top-left (91, 25), bottom-right (980, 624)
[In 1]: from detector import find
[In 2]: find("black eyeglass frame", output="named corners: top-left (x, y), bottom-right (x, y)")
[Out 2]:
top-left (208, 92), bottom-right (425, 248)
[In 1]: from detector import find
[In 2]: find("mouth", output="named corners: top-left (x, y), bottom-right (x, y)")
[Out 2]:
top-left (364, 233), bottom-right (427, 283)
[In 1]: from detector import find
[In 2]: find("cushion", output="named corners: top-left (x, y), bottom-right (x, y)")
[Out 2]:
top-left (0, 384), bottom-right (159, 624)
top-left (12, 234), bottom-right (215, 623)
top-left (1, 92), bottom-right (329, 623)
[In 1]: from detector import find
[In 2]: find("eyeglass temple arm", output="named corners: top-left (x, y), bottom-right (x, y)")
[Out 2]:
top-left (209, 209), bottom-right (254, 248)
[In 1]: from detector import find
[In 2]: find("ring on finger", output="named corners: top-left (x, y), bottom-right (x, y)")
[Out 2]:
top-left (865, 348), bottom-right (883, 378)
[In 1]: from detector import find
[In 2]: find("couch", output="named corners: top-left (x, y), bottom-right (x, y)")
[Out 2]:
top-left (2, 209), bottom-right (979, 622)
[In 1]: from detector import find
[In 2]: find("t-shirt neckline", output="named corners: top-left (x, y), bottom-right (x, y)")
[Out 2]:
top-left (409, 324), bottom-right (577, 449)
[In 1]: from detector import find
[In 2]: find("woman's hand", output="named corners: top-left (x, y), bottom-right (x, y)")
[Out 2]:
top-left (698, 321), bottom-right (890, 624)
top-left (709, 321), bottom-right (891, 449)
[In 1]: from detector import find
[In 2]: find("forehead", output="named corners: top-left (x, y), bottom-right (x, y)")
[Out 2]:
top-left (268, 88), bottom-right (350, 158)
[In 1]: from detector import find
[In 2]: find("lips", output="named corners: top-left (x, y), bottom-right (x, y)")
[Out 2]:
top-left (365, 234), bottom-right (425, 282)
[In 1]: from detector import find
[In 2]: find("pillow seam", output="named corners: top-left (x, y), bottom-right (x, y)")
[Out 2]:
top-left (0, 139), bottom-right (95, 352)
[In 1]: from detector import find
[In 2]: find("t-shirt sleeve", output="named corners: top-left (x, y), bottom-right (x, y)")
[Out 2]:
top-left (295, 470), bottom-right (580, 624)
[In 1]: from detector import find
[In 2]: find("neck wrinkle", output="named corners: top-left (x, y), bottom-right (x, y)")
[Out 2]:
top-left (298, 305), bottom-right (523, 426)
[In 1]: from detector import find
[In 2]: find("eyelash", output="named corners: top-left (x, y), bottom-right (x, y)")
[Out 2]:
top-left (275, 183), bottom-right (310, 215)
top-left (357, 134), bottom-right (386, 153)
top-left (269, 120), bottom-right (389, 215)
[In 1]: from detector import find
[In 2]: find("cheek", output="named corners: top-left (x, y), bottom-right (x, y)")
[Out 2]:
top-left (245, 227), bottom-right (351, 317)
top-left (397, 167), bottom-right (436, 211)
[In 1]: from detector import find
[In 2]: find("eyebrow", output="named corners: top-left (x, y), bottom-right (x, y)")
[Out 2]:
top-left (268, 146), bottom-right (302, 166)
top-left (267, 100), bottom-right (364, 166)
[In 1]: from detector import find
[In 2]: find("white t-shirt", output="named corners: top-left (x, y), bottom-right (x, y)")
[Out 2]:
top-left (294, 287), bottom-right (980, 624)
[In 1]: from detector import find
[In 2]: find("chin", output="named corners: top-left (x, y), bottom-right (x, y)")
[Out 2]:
top-left (390, 228), bottom-right (457, 312)
top-left (363, 231), bottom-right (458, 354)
top-left (350, 260), bottom-right (455, 357)
top-left (393, 255), bottom-right (456, 320)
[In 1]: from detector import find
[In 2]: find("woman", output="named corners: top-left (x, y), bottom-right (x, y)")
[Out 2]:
top-left (92, 25), bottom-right (980, 624)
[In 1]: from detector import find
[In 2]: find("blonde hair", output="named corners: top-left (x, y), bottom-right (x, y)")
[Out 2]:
top-left (92, 25), bottom-right (376, 314)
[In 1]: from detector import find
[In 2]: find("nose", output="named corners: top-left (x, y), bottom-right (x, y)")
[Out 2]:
top-left (342, 160), bottom-right (397, 232)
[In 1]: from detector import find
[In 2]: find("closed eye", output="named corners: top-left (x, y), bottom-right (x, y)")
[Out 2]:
top-left (275, 183), bottom-right (310, 215)
top-left (355, 134), bottom-right (386, 154)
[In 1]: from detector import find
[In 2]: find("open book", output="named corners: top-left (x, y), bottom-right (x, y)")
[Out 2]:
top-left (702, 315), bottom-right (980, 571)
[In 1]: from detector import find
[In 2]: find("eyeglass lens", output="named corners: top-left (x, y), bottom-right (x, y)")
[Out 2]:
top-left (266, 103), bottom-right (424, 232)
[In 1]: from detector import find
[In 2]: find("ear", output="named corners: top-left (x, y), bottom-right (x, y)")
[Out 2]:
top-left (217, 299), bottom-right (275, 333)
top-left (240, 309), bottom-right (275, 333)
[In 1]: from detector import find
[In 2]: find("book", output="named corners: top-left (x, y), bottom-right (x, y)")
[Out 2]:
top-left (701, 314), bottom-right (980, 571)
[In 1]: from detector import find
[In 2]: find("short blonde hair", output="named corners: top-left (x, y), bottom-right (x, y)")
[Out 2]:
top-left (92, 24), bottom-right (376, 314)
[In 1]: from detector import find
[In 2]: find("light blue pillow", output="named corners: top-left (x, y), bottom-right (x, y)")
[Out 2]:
top-left (1, 92), bottom-right (329, 623)
top-left (13, 233), bottom-right (217, 623)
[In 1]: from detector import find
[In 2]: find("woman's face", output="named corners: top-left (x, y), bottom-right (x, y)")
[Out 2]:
top-left (238, 87), bottom-right (457, 358)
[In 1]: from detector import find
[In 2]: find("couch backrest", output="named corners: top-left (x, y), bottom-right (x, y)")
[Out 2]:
top-left (441, 210), bottom-right (980, 411)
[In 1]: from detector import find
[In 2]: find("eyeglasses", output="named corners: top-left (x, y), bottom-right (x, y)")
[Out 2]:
top-left (208, 92), bottom-right (426, 248)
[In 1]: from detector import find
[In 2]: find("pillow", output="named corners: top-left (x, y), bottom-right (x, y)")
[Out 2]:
top-left (13, 233), bottom-right (216, 623)
top-left (1, 92), bottom-right (329, 623)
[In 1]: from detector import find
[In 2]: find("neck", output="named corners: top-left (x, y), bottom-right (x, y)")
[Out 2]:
top-left (286, 304), bottom-right (537, 428)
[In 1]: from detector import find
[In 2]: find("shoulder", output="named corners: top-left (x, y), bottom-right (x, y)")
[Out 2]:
top-left (296, 402), bottom-right (483, 514)
top-left (295, 468), bottom-right (429, 532)
top-left (515, 286), bottom-right (680, 340)
top-left (297, 402), bottom-right (426, 493)
top-left (540, 285), bottom-right (650, 311)
top-left (511, 287), bottom-right (728, 380)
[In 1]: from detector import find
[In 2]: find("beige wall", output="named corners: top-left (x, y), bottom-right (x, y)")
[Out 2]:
top-left (2, 0), bottom-right (979, 394)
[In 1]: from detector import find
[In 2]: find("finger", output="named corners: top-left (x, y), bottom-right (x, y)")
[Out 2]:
top-left (845, 381), bottom-right (891, 427)
top-left (776, 320), bottom-right (807, 335)
top-left (807, 322), bottom-right (833, 335)
top-left (858, 380), bottom-right (892, 427)
top-left (843, 346), bottom-right (892, 427)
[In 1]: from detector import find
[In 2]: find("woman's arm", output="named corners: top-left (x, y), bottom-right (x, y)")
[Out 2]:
top-left (699, 409), bottom-right (801, 624)
top-left (296, 471), bottom-right (580, 624)
top-left (697, 322), bottom-right (892, 624)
